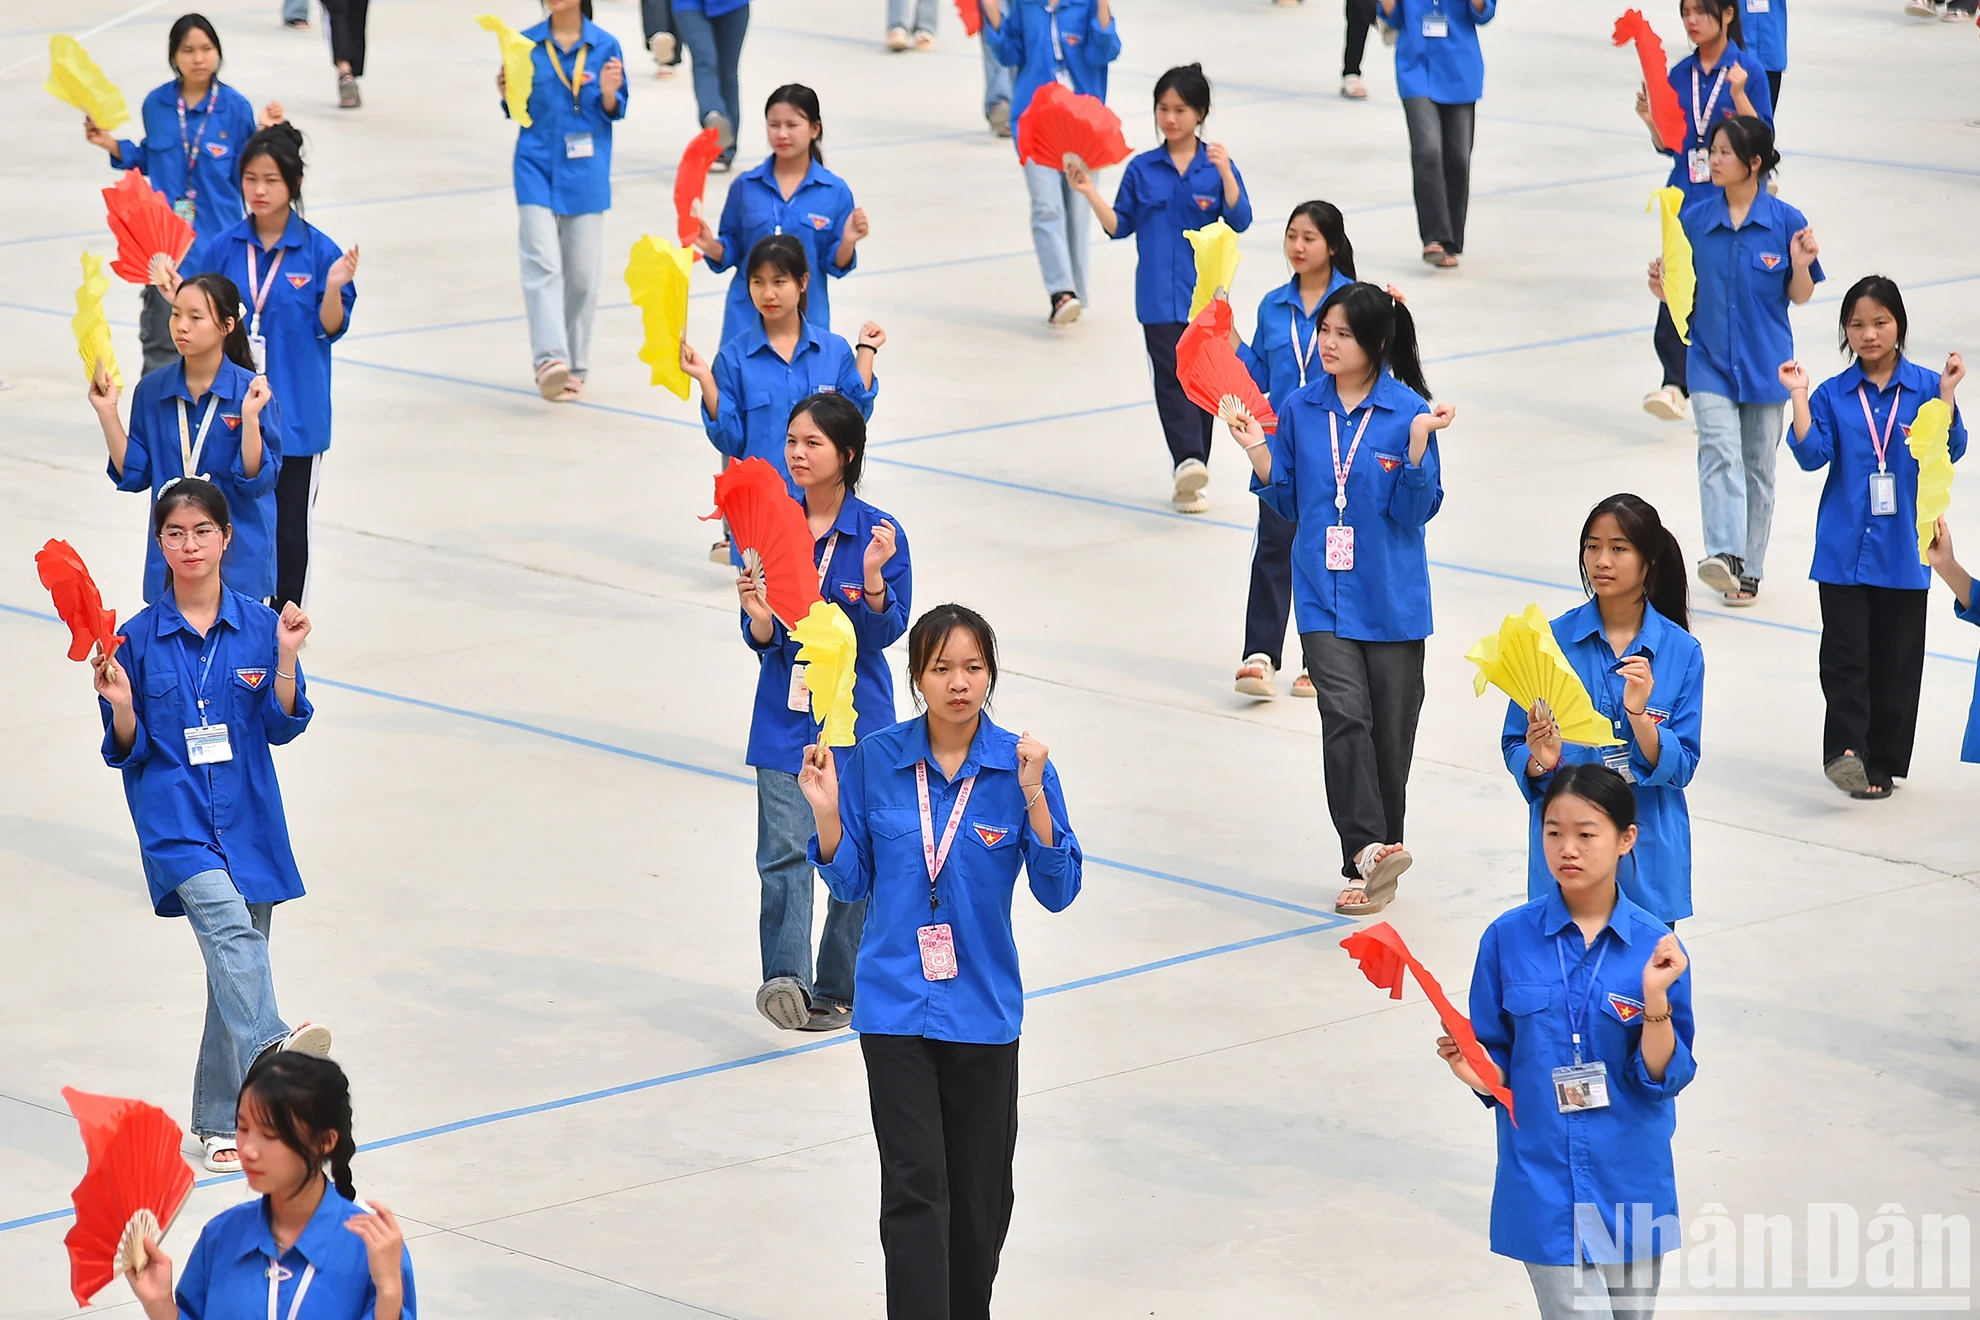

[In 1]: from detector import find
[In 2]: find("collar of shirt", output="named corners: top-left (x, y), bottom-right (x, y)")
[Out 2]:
top-left (1695, 188), bottom-right (1792, 236)
top-left (741, 154), bottom-right (829, 197)
top-left (889, 714), bottom-right (1020, 780)
top-left (153, 586), bottom-right (246, 641)
top-left (226, 1185), bottom-right (367, 1271)
top-left (165, 357), bottom-right (255, 407)
top-left (1561, 596), bottom-right (1671, 659)
top-left (1309, 369), bottom-right (1420, 417)
top-left (217, 209), bottom-right (309, 253)
top-left (150, 79), bottom-right (230, 114)
top-left (521, 15), bottom-right (608, 51)
top-left (1538, 884), bottom-right (1652, 949)
top-left (1151, 140), bottom-right (1206, 177)
top-left (804, 490), bottom-right (869, 542)
top-left (739, 316), bottom-right (827, 362)
top-left (1833, 354), bottom-right (1932, 400)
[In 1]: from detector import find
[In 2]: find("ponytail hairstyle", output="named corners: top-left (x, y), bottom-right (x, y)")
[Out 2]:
top-left (746, 234), bottom-right (812, 318)
top-left (176, 273), bottom-right (256, 371)
top-left (1837, 274), bottom-right (1909, 360)
top-left (239, 1052), bottom-right (358, 1202)
top-left (239, 122), bottom-right (306, 211)
top-left (1286, 200), bottom-right (1357, 281)
top-left (166, 13), bottom-right (224, 80)
top-left (1707, 114), bottom-right (1779, 180)
top-left (1679, 0), bottom-right (1745, 52)
top-left (1578, 493), bottom-right (1689, 632)
top-left (1317, 282), bottom-right (1430, 399)
top-left (1540, 763), bottom-right (1640, 835)
top-left (788, 392), bottom-right (868, 494)
top-left (906, 604), bottom-right (999, 708)
top-left (1153, 63), bottom-right (1212, 120)
top-left (765, 84), bottom-right (826, 165)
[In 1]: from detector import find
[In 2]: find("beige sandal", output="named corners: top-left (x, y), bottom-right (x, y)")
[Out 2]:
top-left (1337, 843), bottom-right (1411, 916)
top-left (535, 359), bottom-right (570, 400)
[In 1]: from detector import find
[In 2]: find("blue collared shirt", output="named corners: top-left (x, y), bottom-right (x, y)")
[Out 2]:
top-left (707, 157), bottom-right (860, 346)
top-left (1499, 600), bottom-right (1704, 923)
top-left (1789, 358), bottom-right (1967, 590)
top-left (742, 494), bottom-right (912, 774)
top-left (185, 212), bottom-right (355, 457)
top-left (1957, 594), bottom-right (1980, 764)
top-left (1250, 371), bottom-right (1441, 641)
top-left (1740, 0), bottom-right (1787, 71)
top-left (99, 587), bottom-right (312, 917)
top-left (174, 1185), bottom-right (415, 1320)
top-left (1680, 190), bottom-right (1821, 405)
top-left (1107, 143), bottom-right (1253, 325)
top-left (111, 80), bottom-right (259, 241)
top-left (811, 715), bottom-right (1081, 1044)
top-left (1238, 272), bottom-right (1354, 412)
top-left (1389, 0), bottom-right (1497, 103)
top-left (1661, 46), bottom-right (1774, 203)
top-left (983, 0), bottom-right (1123, 161)
top-left (1470, 889), bottom-right (1697, 1266)
top-left (114, 358), bottom-right (284, 603)
top-left (504, 18), bottom-right (628, 215)
top-left (706, 321), bottom-right (877, 494)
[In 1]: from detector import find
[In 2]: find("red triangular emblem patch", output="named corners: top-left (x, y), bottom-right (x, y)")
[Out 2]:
top-left (287, 273), bottom-right (311, 289)
top-left (1377, 455), bottom-right (1402, 472)
top-left (221, 414), bottom-right (241, 430)
top-left (972, 824), bottom-right (1009, 847)
top-left (1607, 993), bottom-right (1645, 1023)
top-left (841, 583), bottom-right (863, 603)
top-left (235, 667), bottom-right (268, 689)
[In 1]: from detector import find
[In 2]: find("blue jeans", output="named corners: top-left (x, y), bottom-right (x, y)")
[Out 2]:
top-left (756, 768), bottom-right (865, 1010)
top-left (982, 37), bottom-right (1014, 114)
top-left (517, 206), bottom-right (604, 379)
top-left (176, 870), bottom-right (289, 1138)
top-left (1692, 392), bottom-right (1785, 579)
top-left (1023, 161), bottom-right (1089, 302)
top-left (1525, 1257), bottom-right (1663, 1320)
top-left (886, 0), bottom-right (939, 30)
top-left (676, 6), bottom-right (749, 147)
top-left (282, 0), bottom-right (309, 22)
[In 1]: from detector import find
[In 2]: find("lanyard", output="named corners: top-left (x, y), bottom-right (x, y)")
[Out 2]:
top-left (1289, 310), bottom-right (1319, 389)
top-left (1554, 934), bottom-right (1612, 1066)
top-left (1048, 4), bottom-right (1068, 71)
top-left (177, 396), bottom-right (219, 479)
top-left (1327, 407), bottom-right (1373, 524)
top-left (180, 624), bottom-right (222, 727)
top-left (1857, 385), bottom-right (1902, 474)
top-left (545, 40), bottom-right (589, 107)
top-left (914, 760), bottom-right (976, 912)
top-left (815, 531), bottom-right (840, 589)
top-left (1689, 64), bottom-right (1728, 138)
top-left (176, 84), bottom-right (220, 198)
top-left (245, 244), bottom-right (288, 338)
top-left (266, 1261), bottom-right (316, 1320)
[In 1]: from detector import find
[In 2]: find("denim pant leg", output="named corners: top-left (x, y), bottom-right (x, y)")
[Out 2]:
top-left (1690, 391), bottom-right (1746, 562)
top-left (1738, 401), bottom-right (1785, 579)
top-left (812, 887), bottom-right (868, 1010)
top-left (178, 871), bottom-right (288, 1138)
top-left (281, 0), bottom-right (309, 23)
top-left (981, 39), bottom-right (1015, 113)
top-left (887, 0), bottom-right (938, 29)
top-left (1023, 162), bottom-right (1079, 299)
top-left (675, 9), bottom-right (725, 127)
top-left (1242, 501), bottom-right (1299, 670)
top-left (556, 211), bottom-right (605, 380)
top-left (756, 768), bottom-right (819, 994)
top-left (711, 6), bottom-right (749, 130)
top-left (1525, 1257), bottom-right (1663, 1320)
top-left (1401, 97), bottom-right (1454, 248)
top-left (517, 204), bottom-right (568, 370)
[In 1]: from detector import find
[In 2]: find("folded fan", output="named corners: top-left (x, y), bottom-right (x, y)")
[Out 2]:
top-left (624, 235), bottom-right (696, 399)
top-left (1340, 923), bottom-right (1515, 1124)
top-left (1647, 187), bottom-right (1694, 344)
top-left (1015, 82), bottom-right (1130, 173)
top-left (704, 458), bottom-right (819, 627)
top-left (955, 0), bottom-right (983, 37)
top-left (792, 601), bottom-right (859, 745)
top-left (476, 14), bottom-right (536, 127)
top-left (103, 171), bottom-right (194, 286)
top-left (1185, 219), bottom-right (1241, 321)
top-left (61, 1087), bottom-right (194, 1305)
top-left (1907, 398), bottom-right (1955, 565)
top-left (1612, 11), bottom-right (1685, 155)
top-left (1466, 604), bottom-right (1623, 747)
top-left (36, 538), bottom-right (123, 664)
top-left (73, 252), bottom-right (121, 388)
top-left (46, 34), bottom-right (129, 132)
top-left (1175, 299), bottom-right (1276, 434)
top-left (673, 127), bottom-right (724, 249)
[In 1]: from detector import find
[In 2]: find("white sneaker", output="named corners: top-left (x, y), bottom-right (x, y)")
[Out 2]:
top-left (1235, 654), bottom-right (1278, 699)
top-left (648, 31), bottom-right (676, 67)
top-left (1049, 291), bottom-right (1082, 326)
top-left (1641, 387), bottom-right (1688, 421)
top-left (1904, 0), bottom-right (1938, 16)
top-left (1172, 458), bottom-right (1211, 513)
top-left (1340, 74), bottom-right (1368, 99)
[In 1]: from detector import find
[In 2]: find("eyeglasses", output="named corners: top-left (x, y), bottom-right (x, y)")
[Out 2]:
top-left (159, 524), bottom-right (223, 548)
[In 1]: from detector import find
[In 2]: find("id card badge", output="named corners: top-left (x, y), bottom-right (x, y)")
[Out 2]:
top-left (564, 132), bottom-right (595, 159)
top-left (1421, 13), bottom-right (1450, 36)
top-left (1552, 1061), bottom-right (1611, 1112)
top-left (1688, 147), bottom-right (1711, 184)
top-left (173, 197), bottom-right (196, 224)
top-left (247, 333), bottom-right (268, 375)
top-left (1325, 523), bottom-right (1355, 572)
top-left (1869, 470), bottom-right (1898, 517)
top-left (787, 663), bottom-right (811, 712)
top-left (1746, 0), bottom-right (1769, 11)
top-left (1602, 744), bottom-right (1637, 784)
top-left (917, 923), bottom-right (960, 981)
top-left (184, 723), bottom-right (233, 765)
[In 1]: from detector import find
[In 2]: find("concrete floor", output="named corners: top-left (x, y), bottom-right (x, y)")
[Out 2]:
top-left (3, 0), bottom-right (1978, 1315)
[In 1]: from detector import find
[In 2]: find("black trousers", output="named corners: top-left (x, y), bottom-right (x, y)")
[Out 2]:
top-left (139, 285), bottom-right (176, 376)
top-left (1300, 631), bottom-right (1426, 878)
top-left (1342, 0), bottom-right (1379, 75)
top-left (1142, 322), bottom-right (1215, 468)
top-left (1242, 501), bottom-right (1298, 670)
top-left (1400, 98), bottom-right (1475, 252)
top-left (1765, 69), bottom-right (1782, 107)
top-left (642, 0), bottom-right (682, 63)
top-left (1817, 583), bottom-right (1929, 784)
top-left (862, 1033), bottom-right (1020, 1320)
top-left (322, 0), bottom-right (370, 76)
top-left (1653, 302), bottom-right (1689, 395)
top-left (273, 453), bottom-right (321, 610)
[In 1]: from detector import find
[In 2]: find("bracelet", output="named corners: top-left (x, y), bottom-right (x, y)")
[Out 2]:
top-left (1642, 1008), bottom-right (1671, 1024)
top-left (1624, 705), bottom-right (1647, 717)
top-left (863, 585), bottom-right (885, 598)
top-left (276, 669), bottom-right (296, 680)
top-left (857, 343), bottom-right (878, 354)
top-left (1024, 787), bottom-right (1043, 809)
top-left (1240, 437), bottom-right (1270, 451)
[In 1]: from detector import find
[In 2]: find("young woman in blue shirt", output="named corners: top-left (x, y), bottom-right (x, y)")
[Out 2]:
top-left (1925, 519), bottom-right (1980, 766)
top-left (89, 479), bottom-right (331, 1172)
top-left (1231, 201), bottom-right (1357, 702)
top-left (1378, 0), bottom-right (1497, 269)
top-left (1507, 495), bottom-right (1704, 926)
top-left (1226, 283), bottom-right (1456, 915)
top-left (733, 394), bottom-right (910, 1031)
top-left (1442, 764), bottom-right (1695, 1320)
top-left (1779, 276), bottom-right (1967, 798)
top-left (800, 603), bottom-right (1079, 1316)
top-left (1071, 64), bottom-right (1252, 514)
top-left (494, 0), bottom-right (627, 401)
top-left (127, 1053), bottom-right (415, 1318)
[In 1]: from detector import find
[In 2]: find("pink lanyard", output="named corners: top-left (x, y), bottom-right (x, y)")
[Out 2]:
top-left (176, 84), bottom-right (219, 195)
top-left (1857, 385), bottom-right (1901, 473)
top-left (815, 531), bottom-right (839, 588)
top-left (1328, 407), bottom-right (1374, 523)
top-left (915, 760), bottom-right (975, 909)
top-left (245, 244), bottom-right (287, 337)
top-left (1689, 64), bottom-right (1727, 138)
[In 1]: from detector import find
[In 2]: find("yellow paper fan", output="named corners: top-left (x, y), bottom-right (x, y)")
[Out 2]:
top-left (1185, 219), bottom-right (1241, 322)
top-left (476, 14), bottom-right (536, 128)
top-left (792, 600), bottom-right (859, 747)
top-left (1466, 604), bottom-right (1623, 747)
top-left (1908, 398), bottom-right (1955, 565)
top-left (624, 235), bottom-right (695, 399)
top-left (46, 35), bottom-right (128, 132)
top-left (73, 251), bottom-right (120, 388)
top-left (1648, 187), bottom-right (1694, 345)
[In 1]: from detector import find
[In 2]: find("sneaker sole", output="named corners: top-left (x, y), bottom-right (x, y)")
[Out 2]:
top-left (1696, 559), bottom-right (1739, 594)
top-left (1642, 396), bottom-right (1685, 421)
top-left (1235, 676), bottom-right (1276, 698)
top-left (755, 978), bottom-right (810, 1031)
top-left (1824, 755), bottom-right (1870, 794)
top-left (1050, 300), bottom-right (1082, 326)
top-left (282, 1023), bottom-right (333, 1057)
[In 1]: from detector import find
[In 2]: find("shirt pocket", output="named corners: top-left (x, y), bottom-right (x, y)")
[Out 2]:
top-left (962, 816), bottom-right (1018, 852)
top-left (140, 667), bottom-right (184, 741)
top-left (1503, 982), bottom-right (1552, 1017)
top-left (1748, 248), bottom-right (1790, 281)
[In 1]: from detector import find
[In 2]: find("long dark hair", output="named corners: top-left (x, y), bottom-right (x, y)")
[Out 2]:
top-left (746, 234), bottom-right (811, 318)
top-left (1680, 0), bottom-right (1745, 52)
top-left (1287, 201), bottom-right (1356, 282)
top-left (1541, 763), bottom-right (1639, 833)
top-left (1838, 275), bottom-right (1908, 361)
top-left (788, 392), bottom-right (866, 494)
top-left (1317, 282), bottom-right (1429, 399)
top-left (167, 13), bottom-right (223, 80)
top-left (240, 122), bottom-right (306, 211)
top-left (765, 84), bottom-right (825, 165)
top-left (1579, 494), bottom-right (1689, 632)
top-left (239, 1052), bottom-right (358, 1201)
top-left (177, 273), bottom-right (256, 371)
top-left (906, 605), bottom-right (998, 708)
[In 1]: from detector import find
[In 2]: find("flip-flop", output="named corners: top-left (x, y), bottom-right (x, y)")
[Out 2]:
top-left (755, 977), bottom-right (810, 1031)
top-left (1823, 753), bottom-right (1869, 795)
top-left (1850, 783), bottom-right (1895, 801)
top-left (202, 1135), bottom-right (240, 1173)
top-left (1337, 846), bottom-right (1412, 915)
top-left (797, 1005), bottom-right (852, 1032)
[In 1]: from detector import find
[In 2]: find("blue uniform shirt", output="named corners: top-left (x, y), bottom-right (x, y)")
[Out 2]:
top-left (707, 157), bottom-right (860, 347)
top-left (1238, 272), bottom-right (1354, 412)
top-left (1789, 358), bottom-right (1967, 590)
top-left (1470, 889), bottom-right (1697, 1266)
top-left (707, 320), bottom-right (877, 493)
top-left (1680, 190), bottom-right (1821, 405)
top-left (185, 212), bottom-right (355, 457)
top-left (114, 358), bottom-right (283, 603)
top-left (1740, 0), bottom-right (1787, 72)
top-left (1956, 594), bottom-right (1980, 764)
top-left (505, 18), bottom-right (628, 215)
top-left (100, 587), bottom-right (312, 917)
top-left (174, 1185), bottom-right (415, 1320)
top-left (742, 495), bottom-right (912, 774)
top-left (1389, 0), bottom-right (1497, 103)
top-left (1500, 601), bottom-right (1704, 923)
top-left (1661, 45), bottom-right (1774, 204)
top-left (811, 715), bottom-right (1082, 1044)
top-left (983, 0), bottom-right (1122, 160)
top-left (1108, 143), bottom-right (1252, 325)
top-left (1251, 372), bottom-right (1441, 642)
top-left (111, 81), bottom-right (259, 241)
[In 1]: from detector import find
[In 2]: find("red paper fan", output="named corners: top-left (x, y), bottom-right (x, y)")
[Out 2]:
top-left (60, 1087), bottom-right (195, 1306)
top-left (955, 0), bottom-right (982, 37)
top-left (1613, 10), bottom-right (1686, 154)
top-left (102, 171), bottom-right (194, 286)
top-left (1175, 300), bottom-right (1277, 433)
top-left (703, 458), bottom-right (820, 627)
top-left (1015, 82), bottom-right (1130, 172)
top-left (1340, 923), bottom-right (1516, 1124)
top-left (36, 539), bottom-right (122, 664)
top-left (673, 127), bottom-right (724, 251)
